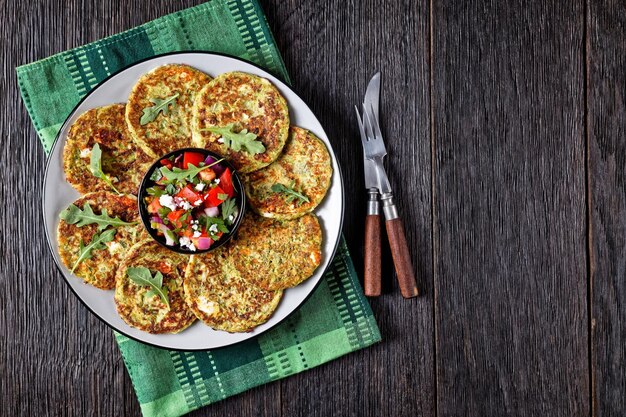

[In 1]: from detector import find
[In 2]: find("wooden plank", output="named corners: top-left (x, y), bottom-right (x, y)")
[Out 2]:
top-left (587, 1), bottom-right (626, 415)
top-left (262, 0), bottom-right (435, 416)
top-left (431, 1), bottom-right (589, 415)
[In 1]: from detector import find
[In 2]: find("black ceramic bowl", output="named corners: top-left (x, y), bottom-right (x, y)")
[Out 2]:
top-left (138, 148), bottom-right (246, 255)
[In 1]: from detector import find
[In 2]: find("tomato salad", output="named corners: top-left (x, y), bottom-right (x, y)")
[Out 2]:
top-left (143, 151), bottom-right (240, 252)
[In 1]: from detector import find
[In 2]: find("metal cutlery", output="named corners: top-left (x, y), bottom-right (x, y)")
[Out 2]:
top-left (355, 73), bottom-right (419, 298)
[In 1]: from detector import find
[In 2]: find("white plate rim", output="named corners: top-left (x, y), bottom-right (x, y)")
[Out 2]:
top-left (41, 51), bottom-right (345, 351)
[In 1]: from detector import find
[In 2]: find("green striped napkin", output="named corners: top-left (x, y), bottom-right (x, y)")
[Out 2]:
top-left (16, 1), bottom-right (380, 416)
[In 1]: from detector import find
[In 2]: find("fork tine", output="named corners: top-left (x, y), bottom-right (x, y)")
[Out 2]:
top-left (362, 103), bottom-right (375, 141)
top-left (369, 103), bottom-right (384, 139)
top-left (354, 106), bottom-right (368, 143)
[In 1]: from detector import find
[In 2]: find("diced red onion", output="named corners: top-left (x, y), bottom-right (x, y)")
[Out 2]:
top-left (174, 153), bottom-right (183, 164)
top-left (204, 155), bottom-right (225, 176)
top-left (204, 206), bottom-right (219, 217)
top-left (150, 216), bottom-right (163, 224)
top-left (196, 237), bottom-right (213, 250)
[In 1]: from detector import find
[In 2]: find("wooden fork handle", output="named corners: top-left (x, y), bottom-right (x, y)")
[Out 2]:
top-left (381, 193), bottom-right (419, 298)
top-left (364, 214), bottom-right (382, 296)
top-left (364, 189), bottom-right (381, 296)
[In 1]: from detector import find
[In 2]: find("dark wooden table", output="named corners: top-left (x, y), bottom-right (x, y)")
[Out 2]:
top-left (2, 0), bottom-right (624, 415)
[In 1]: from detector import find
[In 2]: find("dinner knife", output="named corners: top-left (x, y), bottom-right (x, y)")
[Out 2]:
top-left (362, 76), bottom-right (382, 297)
top-left (361, 73), bottom-right (419, 298)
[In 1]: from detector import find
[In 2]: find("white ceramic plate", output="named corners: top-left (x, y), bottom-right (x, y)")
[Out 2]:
top-left (43, 52), bottom-right (344, 350)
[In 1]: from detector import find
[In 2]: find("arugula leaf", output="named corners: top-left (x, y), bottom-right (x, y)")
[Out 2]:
top-left (202, 124), bottom-right (266, 155)
top-left (221, 198), bottom-right (238, 223)
top-left (89, 143), bottom-right (120, 194)
top-left (140, 93), bottom-right (179, 125)
top-left (160, 159), bottom-right (224, 183)
top-left (60, 203), bottom-right (136, 230)
top-left (271, 183), bottom-right (310, 206)
top-left (126, 267), bottom-right (170, 309)
top-left (71, 229), bottom-right (116, 273)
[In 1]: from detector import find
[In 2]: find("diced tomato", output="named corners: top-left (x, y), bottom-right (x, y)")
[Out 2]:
top-left (147, 198), bottom-right (162, 214)
top-left (167, 210), bottom-right (189, 229)
top-left (219, 168), bottom-right (235, 198)
top-left (176, 184), bottom-right (203, 205)
top-left (160, 158), bottom-right (174, 170)
top-left (180, 228), bottom-right (194, 238)
top-left (203, 185), bottom-right (227, 207)
top-left (182, 152), bottom-right (205, 169)
top-left (199, 168), bottom-right (216, 182)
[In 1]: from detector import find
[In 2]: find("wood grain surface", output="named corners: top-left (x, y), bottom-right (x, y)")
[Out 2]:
top-left (587, 1), bottom-right (626, 415)
top-left (1, 0), bottom-right (624, 416)
top-left (431, 1), bottom-right (589, 415)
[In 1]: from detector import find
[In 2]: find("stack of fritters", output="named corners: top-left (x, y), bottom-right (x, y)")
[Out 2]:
top-left (58, 63), bottom-right (332, 334)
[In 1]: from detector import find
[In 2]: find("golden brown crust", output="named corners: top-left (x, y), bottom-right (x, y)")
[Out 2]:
top-left (230, 213), bottom-right (322, 290)
top-left (184, 245), bottom-right (282, 332)
top-left (191, 71), bottom-right (289, 173)
top-left (126, 64), bottom-right (212, 157)
top-left (243, 126), bottom-right (332, 219)
top-left (114, 241), bottom-right (196, 334)
top-left (57, 192), bottom-right (143, 289)
top-left (63, 104), bottom-right (151, 195)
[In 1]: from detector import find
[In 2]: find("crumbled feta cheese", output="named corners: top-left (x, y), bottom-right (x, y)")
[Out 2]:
top-left (214, 179), bottom-right (220, 184)
top-left (179, 236), bottom-right (195, 251)
top-left (195, 183), bottom-right (205, 191)
top-left (80, 148), bottom-right (91, 158)
top-left (180, 200), bottom-right (192, 210)
top-left (209, 224), bottom-right (218, 233)
top-left (193, 231), bottom-right (201, 238)
top-left (193, 200), bottom-right (202, 206)
top-left (192, 224), bottom-right (199, 231)
top-left (159, 195), bottom-right (177, 211)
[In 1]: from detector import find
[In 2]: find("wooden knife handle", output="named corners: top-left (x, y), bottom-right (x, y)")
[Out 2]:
top-left (364, 214), bottom-right (382, 296)
top-left (385, 218), bottom-right (419, 298)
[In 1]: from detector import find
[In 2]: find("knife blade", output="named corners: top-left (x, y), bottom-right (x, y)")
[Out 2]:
top-left (362, 72), bottom-right (381, 190)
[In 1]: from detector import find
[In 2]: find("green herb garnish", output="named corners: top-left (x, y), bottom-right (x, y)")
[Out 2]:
top-left (221, 198), bottom-right (237, 223)
top-left (160, 159), bottom-right (224, 183)
top-left (149, 169), bottom-right (163, 182)
top-left (140, 93), bottom-right (179, 125)
top-left (89, 143), bottom-right (120, 194)
top-left (60, 203), bottom-right (136, 230)
top-left (71, 229), bottom-right (116, 273)
top-left (202, 123), bottom-right (266, 154)
top-left (146, 186), bottom-right (166, 197)
top-left (126, 267), bottom-right (170, 309)
top-left (271, 183), bottom-right (310, 206)
top-left (198, 216), bottom-right (229, 239)
top-left (157, 206), bottom-right (172, 222)
top-left (217, 193), bottom-right (229, 200)
top-left (165, 183), bottom-right (177, 195)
